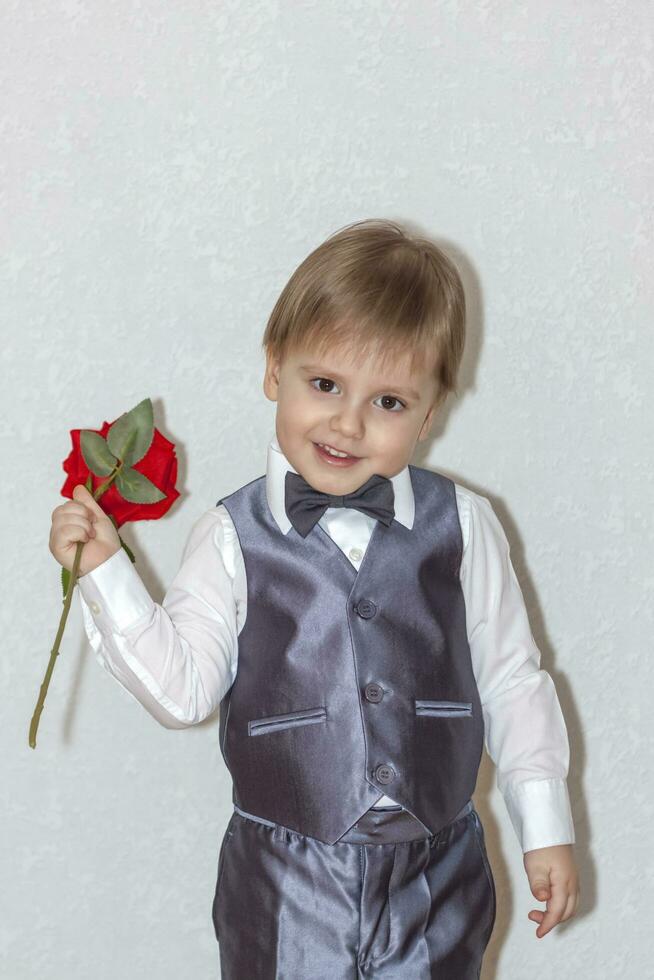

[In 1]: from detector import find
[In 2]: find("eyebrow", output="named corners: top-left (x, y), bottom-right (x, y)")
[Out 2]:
top-left (299, 364), bottom-right (421, 401)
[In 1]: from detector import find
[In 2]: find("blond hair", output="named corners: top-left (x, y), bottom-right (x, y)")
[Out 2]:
top-left (261, 218), bottom-right (466, 401)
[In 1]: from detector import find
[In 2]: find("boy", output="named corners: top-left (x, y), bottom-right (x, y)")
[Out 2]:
top-left (50, 219), bottom-right (579, 977)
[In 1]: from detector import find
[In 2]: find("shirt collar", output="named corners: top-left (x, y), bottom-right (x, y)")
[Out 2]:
top-left (266, 434), bottom-right (415, 534)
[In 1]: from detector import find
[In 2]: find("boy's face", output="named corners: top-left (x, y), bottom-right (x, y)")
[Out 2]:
top-left (263, 337), bottom-right (444, 494)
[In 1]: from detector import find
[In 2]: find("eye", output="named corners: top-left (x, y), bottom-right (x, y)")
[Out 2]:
top-left (309, 377), bottom-right (340, 394)
top-left (374, 394), bottom-right (406, 412)
top-left (309, 378), bottom-right (406, 412)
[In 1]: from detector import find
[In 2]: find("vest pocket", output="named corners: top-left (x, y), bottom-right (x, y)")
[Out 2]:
top-left (248, 706), bottom-right (327, 736)
top-left (415, 699), bottom-right (473, 717)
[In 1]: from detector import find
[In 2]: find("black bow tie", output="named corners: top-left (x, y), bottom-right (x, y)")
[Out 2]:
top-left (284, 470), bottom-right (395, 538)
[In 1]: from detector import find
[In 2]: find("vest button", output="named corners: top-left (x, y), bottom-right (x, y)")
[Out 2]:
top-left (355, 598), bottom-right (377, 619)
top-left (348, 547), bottom-right (363, 562)
top-left (374, 764), bottom-right (395, 785)
top-left (364, 683), bottom-right (384, 703)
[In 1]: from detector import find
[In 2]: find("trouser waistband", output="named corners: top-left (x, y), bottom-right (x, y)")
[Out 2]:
top-left (232, 799), bottom-right (474, 845)
top-left (337, 799), bottom-right (473, 844)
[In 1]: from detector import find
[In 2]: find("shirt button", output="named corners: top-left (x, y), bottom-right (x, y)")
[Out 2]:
top-left (364, 683), bottom-right (384, 703)
top-left (89, 601), bottom-right (101, 615)
top-left (374, 764), bottom-right (396, 785)
top-left (348, 547), bottom-right (363, 562)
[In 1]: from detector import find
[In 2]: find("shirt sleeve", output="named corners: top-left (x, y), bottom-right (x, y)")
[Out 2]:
top-left (76, 505), bottom-right (244, 729)
top-left (457, 486), bottom-right (576, 853)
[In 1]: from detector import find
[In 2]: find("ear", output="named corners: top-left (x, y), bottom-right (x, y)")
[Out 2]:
top-left (417, 390), bottom-right (444, 442)
top-left (263, 348), bottom-right (282, 402)
top-left (417, 406), bottom-right (435, 442)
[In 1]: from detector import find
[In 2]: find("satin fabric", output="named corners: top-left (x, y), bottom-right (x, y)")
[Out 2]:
top-left (212, 801), bottom-right (496, 979)
top-left (217, 465), bottom-right (485, 845)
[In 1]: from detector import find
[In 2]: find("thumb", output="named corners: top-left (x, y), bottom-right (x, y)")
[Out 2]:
top-left (530, 876), bottom-right (551, 901)
top-left (72, 483), bottom-right (106, 519)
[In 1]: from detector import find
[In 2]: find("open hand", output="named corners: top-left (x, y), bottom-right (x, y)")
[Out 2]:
top-left (523, 843), bottom-right (580, 938)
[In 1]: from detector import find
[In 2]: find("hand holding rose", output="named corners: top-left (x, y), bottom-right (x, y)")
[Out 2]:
top-left (49, 485), bottom-right (121, 577)
top-left (29, 397), bottom-right (180, 748)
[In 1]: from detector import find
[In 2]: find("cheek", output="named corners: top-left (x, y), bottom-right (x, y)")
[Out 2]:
top-left (377, 417), bottom-right (419, 454)
top-left (278, 389), bottom-right (321, 432)
top-left (373, 412), bottom-right (412, 434)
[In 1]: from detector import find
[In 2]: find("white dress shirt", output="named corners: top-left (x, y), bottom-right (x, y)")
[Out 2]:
top-left (77, 435), bottom-right (575, 853)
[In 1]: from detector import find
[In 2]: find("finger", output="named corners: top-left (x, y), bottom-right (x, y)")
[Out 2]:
top-left (72, 484), bottom-right (105, 518)
top-left (535, 885), bottom-right (569, 938)
top-left (60, 521), bottom-right (94, 543)
top-left (567, 887), bottom-right (581, 920)
top-left (57, 515), bottom-right (95, 535)
top-left (560, 892), bottom-right (576, 922)
top-left (54, 502), bottom-right (97, 523)
top-left (54, 505), bottom-right (98, 528)
top-left (528, 873), bottom-right (551, 903)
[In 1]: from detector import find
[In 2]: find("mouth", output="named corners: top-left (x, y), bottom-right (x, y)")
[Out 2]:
top-left (313, 441), bottom-right (361, 467)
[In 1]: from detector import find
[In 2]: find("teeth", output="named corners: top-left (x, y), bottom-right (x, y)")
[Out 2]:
top-left (318, 442), bottom-right (352, 458)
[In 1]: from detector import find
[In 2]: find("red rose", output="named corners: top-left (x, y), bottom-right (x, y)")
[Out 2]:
top-left (60, 420), bottom-right (180, 529)
top-left (30, 398), bottom-right (181, 748)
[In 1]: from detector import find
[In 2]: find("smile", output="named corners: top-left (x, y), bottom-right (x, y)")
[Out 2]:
top-left (317, 442), bottom-right (357, 458)
top-left (313, 442), bottom-right (361, 466)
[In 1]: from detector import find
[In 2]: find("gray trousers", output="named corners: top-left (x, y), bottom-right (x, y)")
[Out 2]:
top-left (212, 799), bottom-right (496, 979)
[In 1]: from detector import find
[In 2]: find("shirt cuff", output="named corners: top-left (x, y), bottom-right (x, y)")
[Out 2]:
top-left (76, 547), bottom-right (155, 635)
top-left (503, 777), bottom-right (576, 853)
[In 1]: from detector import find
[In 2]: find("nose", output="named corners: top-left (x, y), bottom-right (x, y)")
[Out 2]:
top-left (330, 403), bottom-right (364, 441)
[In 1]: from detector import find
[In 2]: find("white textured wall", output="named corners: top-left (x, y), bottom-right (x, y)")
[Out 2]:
top-left (3, 2), bottom-right (652, 978)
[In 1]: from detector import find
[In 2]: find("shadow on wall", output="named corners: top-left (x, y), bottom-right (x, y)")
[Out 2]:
top-left (408, 230), bottom-right (592, 975)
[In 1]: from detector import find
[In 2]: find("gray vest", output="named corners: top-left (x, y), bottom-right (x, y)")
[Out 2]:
top-left (216, 464), bottom-right (484, 845)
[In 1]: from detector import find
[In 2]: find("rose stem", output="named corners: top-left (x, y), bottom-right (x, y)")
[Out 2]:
top-left (28, 470), bottom-right (120, 749)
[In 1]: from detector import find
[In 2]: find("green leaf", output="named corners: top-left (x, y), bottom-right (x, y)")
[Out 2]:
top-left (107, 398), bottom-right (155, 467)
top-left (118, 534), bottom-right (136, 564)
top-left (61, 565), bottom-right (70, 600)
top-left (114, 465), bottom-right (166, 504)
top-left (80, 430), bottom-right (118, 477)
